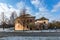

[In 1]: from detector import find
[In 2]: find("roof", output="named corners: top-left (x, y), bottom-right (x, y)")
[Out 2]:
top-left (36, 17), bottom-right (49, 21)
top-left (20, 14), bottom-right (35, 18)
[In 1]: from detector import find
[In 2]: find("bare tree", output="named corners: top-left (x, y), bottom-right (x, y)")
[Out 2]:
top-left (1, 12), bottom-right (7, 30)
top-left (10, 11), bottom-right (17, 25)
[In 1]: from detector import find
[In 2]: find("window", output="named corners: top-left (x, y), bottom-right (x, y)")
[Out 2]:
top-left (27, 20), bottom-right (29, 22)
top-left (30, 20), bottom-right (32, 22)
top-left (27, 25), bottom-right (28, 28)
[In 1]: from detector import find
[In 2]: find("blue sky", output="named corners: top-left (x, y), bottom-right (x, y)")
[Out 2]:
top-left (0, 0), bottom-right (60, 22)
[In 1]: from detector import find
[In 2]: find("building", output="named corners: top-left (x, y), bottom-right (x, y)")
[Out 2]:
top-left (35, 17), bottom-right (49, 24)
top-left (14, 14), bottom-right (35, 30)
top-left (35, 17), bottom-right (49, 30)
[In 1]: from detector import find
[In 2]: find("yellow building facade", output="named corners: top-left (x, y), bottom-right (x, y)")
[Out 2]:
top-left (35, 17), bottom-right (49, 24)
top-left (14, 14), bottom-right (35, 30)
top-left (35, 17), bottom-right (49, 30)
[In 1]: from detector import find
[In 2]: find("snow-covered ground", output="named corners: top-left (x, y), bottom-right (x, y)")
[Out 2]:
top-left (0, 36), bottom-right (60, 40)
top-left (0, 28), bottom-right (60, 32)
top-left (0, 28), bottom-right (14, 32)
top-left (0, 28), bottom-right (60, 40)
top-left (24, 30), bottom-right (60, 32)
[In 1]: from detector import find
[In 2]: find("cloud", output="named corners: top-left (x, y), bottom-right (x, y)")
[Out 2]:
top-left (49, 2), bottom-right (60, 21)
top-left (39, 7), bottom-right (49, 12)
top-left (0, 3), bottom-right (19, 22)
top-left (16, 1), bottom-right (26, 16)
top-left (30, 0), bottom-right (55, 22)
top-left (31, 0), bottom-right (50, 17)
top-left (51, 2), bottom-right (60, 12)
top-left (31, 0), bottom-right (40, 8)
top-left (16, 1), bottom-right (35, 16)
top-left (31, 0), bottom-right (48, 12)
top-left (25, 6), bottom-right (33, 15)
top-left (16, 1), bottom-right (25, 10)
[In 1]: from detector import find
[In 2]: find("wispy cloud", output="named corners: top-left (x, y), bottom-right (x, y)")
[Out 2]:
top-left (51, 2), bottom-right (60, 12)
top-left (0, 0), bottom-right (60, 22)
top-left (0, 3), bottom-right (19, 22)
top-left (16, 1), bottom-right (25, 10)
top-left (30, 0), bottom-right (60, 22)
top-left (50, 2), bottom-right (60, 21)
top-left (31, 0), bottom-right (40, 8)
top-left (26, 6), bottom-right (32, 14)
top-left (31, 0), bottom-right (51, 19)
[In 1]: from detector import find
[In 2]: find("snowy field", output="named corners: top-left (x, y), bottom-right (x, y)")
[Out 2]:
top-left (0, 28), bottom-right (60, 32)
top-left (0, 28), bottom-right (60, 40)
top-left (0, 36), bottom-right (60, 40)
top-left (0, 28), bottom-right (14, 32)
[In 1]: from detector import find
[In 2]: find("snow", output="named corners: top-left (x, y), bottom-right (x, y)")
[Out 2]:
top-left (0, 28), bottom-right (14, 32)
top-left (0, 28), bottom-right (60, 32)
top-left (0, 36), bottom-right (60, 40)
top-left (0, 28), bottom-right (60, 40)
